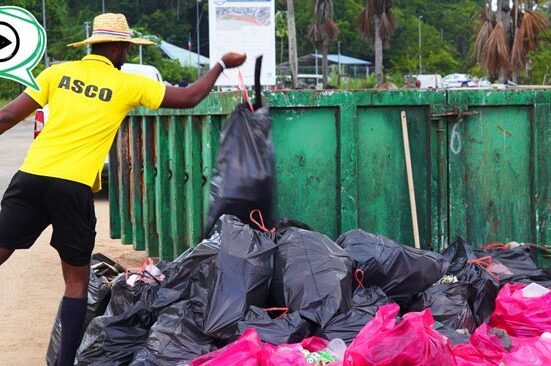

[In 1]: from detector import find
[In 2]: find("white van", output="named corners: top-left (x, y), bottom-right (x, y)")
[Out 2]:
top-left (121, 63), bottom-right (163, 82)
top-left (413, 74), bottom-right (444, 89)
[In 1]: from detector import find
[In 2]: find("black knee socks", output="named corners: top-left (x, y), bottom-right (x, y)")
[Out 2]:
top-left (58, 296), bottom-right (87, 366)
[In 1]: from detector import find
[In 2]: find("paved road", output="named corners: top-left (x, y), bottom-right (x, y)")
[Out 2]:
top-left (0, 119), bottom-right (33, 194)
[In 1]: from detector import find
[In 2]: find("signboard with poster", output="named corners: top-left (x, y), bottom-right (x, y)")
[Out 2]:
top-left (208, 0), bottom-right (276, 86)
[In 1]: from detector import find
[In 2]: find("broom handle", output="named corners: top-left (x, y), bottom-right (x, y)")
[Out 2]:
top-left (401, 111), bottom-right (420, 249)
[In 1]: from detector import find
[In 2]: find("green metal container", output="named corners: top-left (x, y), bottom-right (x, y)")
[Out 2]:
top-left (108, 89), bottom-right (550, 264)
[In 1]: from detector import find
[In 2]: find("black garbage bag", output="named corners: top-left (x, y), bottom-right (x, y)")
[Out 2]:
top-left (161, 231), bottom-right (221, 303)
top-left (433, 322), bottom-right (470, 345)
top-left (129, 300), bottom-right (215, 366)
top-left (455, 263), bottom-right (499, 326)
top-left (271, 228), bottom-right (353, 328)
top-left (318, 284), bottom-right (391, 344)
top-left (204, 103), bottom-right (275, 236)
top-left (46, 271), bottom-right (111, 366)
top-left (499, 269), bottom-right (551, 288)
top-left (104, 275), bottom-right (160, 317)
top-left (408, 282), bottom-right (477, 333)
top-left (442, 238), bottom-right (510, 325)
top-left (203, 216), bottom-right (277, 340)
top-left (474, 245), bottom-right (551, 287)
top-left (274, 217), bottom-right (314, 232)
top-left (76, 306), bottom-right (153, 366)
top-left (441, 237), bottom-right (479, 274)
top-left (475, 245), bottom-right (538, 273)
top-left (236, 306), bottom-right (312, 345)
top-left (337, 230), bottom-right (449, 305)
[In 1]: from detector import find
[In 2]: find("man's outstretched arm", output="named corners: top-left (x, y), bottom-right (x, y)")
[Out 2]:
top-left (160, 52), bottom-right (246, 109)
top-left (0, 94), bottom-right (41, 136)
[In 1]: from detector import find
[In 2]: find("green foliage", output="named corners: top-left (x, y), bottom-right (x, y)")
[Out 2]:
top-left (0, 80), bottom-right (25, 100)
top-left (2, 0), bottom-right (548, 89)
top-left (394, 0), bottom-right (484, 61)
top-left (385, 71), bottom-right (406, 88)
top-left (387, 8), bottom-right (461, 75)
top-left (276, 10), bottom-right (288, 38)
top-left (526, 29), bottom-right (551, 84)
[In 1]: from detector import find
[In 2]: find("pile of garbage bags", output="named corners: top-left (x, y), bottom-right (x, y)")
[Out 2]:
top-left (45, 214), bottom-right (551, 365)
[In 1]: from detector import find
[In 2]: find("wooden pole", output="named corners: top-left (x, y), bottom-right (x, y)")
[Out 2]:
top-left (401, 111), bottom-right (420, 249)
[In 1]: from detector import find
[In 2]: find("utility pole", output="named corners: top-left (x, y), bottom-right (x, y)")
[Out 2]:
top-left (196, 0), bottom-right (202, 77)
top-left (418, 15), bottom-right (423, 75)
top-left (42, 0), bottom-right (49, 67)
top-left (84, 21), bottom-right (91, 55)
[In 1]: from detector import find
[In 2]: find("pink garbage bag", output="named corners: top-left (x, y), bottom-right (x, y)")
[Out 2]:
top-left (452, 324), bottom-right (508, 366)
top-left (190, 328), bottom-right (263, 366)
top-left (502, 335), bottom-right (551, 366)
top-left (300, 336), bottom-right (329, 352)
top-left (262, 343), bottom-right (310, 366)
top-left (343, 303), bottom-right (456, 366)
top-left (490, 283), bottom-right (551, 337)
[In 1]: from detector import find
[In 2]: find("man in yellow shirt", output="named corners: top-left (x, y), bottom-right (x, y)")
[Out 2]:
top-left (0, 13), bottom-right (245, 366)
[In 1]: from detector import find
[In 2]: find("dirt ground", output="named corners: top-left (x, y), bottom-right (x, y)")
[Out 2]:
top-left (0, 193), bottom-right (148, 366)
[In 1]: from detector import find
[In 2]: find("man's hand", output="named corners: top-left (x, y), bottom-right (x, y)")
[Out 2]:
top-left (221, 52), bottom-right (247, 69)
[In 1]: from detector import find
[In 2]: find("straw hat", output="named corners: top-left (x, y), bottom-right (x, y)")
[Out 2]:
top-left (68, 13), bottom-right (154, 47)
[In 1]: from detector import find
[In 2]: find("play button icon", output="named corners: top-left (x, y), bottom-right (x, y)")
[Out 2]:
top-left (0, 33), bottom-right (11, 50)
top-left (0, 21), bottom-right (19, 62)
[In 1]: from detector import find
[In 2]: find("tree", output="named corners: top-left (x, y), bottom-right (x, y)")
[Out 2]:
top-left (286, 0), bottom-right (299, 88)
top-left (357, 0), bottom-right (396, 86)
top-left (475, 0), bottom-right (549, 81)
top-left (308, 0), bottom-right (339, 87)
top-left (275, 10), bottom-right (288, 65)
top-left (387, 8), bottom-right (460, 76)
top-left (527, 29), bottom-right (551, 84)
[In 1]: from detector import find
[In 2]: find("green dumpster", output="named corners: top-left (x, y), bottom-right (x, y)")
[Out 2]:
top-left (108, 89), bottom-right (550, 264)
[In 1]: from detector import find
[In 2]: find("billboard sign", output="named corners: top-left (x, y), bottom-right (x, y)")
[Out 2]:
top-left (208, 0), bottom-right (276, 86)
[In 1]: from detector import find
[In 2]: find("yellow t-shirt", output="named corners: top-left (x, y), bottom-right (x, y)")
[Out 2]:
top-left (22, 54), bottom-right (165, 192)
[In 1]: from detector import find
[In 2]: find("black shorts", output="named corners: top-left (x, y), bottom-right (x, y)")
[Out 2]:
top-left (0, 171), bottom-right (96, 266)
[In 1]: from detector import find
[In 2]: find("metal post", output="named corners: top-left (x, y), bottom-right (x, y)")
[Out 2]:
top-left (139, 45), bottom-right (143, 64)
top-left (102, 0), bottom-right (105, 13)
top-left (196, 0), bottom-right (202, 77)
top-left (337, 41), bottom-right (341, 86)
top-left (42, 0), bottom-right (49, 67)
top-left (84, 21), bottom-right (91, 55)
top-left (418, 15), bottom-right (423, 75)
top-left (315, 48), bottom-right (318, 75)
top-left (337, 41), bottom-right (341, 75)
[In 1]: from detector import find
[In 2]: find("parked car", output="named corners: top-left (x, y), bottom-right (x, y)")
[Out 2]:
top-left (33, 63), bottom-right (164, 190)
top-left (443, 73), bottom-right (477, 88)
top-left (411, 74), bottom-right (444, 89)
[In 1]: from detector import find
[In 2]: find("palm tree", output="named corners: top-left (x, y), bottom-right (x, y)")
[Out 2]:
top-left (357, 0), bottom-right (396, 86)
top-left (308, 0), bottom-right (339, 88)
top-left (475, 0), bottom-right (548, 82)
